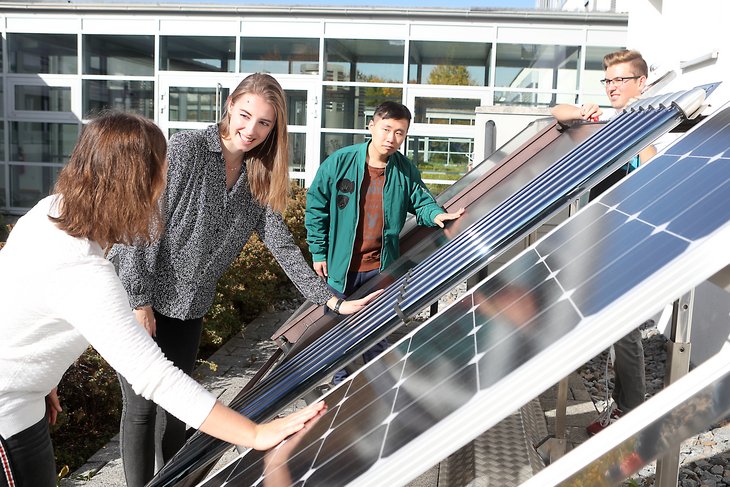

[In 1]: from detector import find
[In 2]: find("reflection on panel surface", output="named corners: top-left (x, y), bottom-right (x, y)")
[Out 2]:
top-left (150, 92), bottom-right (704, 487)
top-left (525, 349), bottom-right (730, 487)
top-left (203, 105), bottom-right (730, 487)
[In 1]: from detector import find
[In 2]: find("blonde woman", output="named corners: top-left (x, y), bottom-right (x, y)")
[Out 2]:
top-left (0, 112), bottom-right (326, 487)
top-left (109, 73), bottom-right (378, 486)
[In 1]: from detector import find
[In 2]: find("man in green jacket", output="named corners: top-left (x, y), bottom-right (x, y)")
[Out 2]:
top-left (306, 101), bottom-right (463, 382)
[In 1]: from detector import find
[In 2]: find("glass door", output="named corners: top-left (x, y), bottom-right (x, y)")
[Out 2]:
top-left (158, 75), bottom-right (235, 137)
top-left (277, 77), bottom-right (320, 186)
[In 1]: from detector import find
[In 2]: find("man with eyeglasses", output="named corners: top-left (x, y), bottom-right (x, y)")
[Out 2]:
top-left (552, 49), bottom-right (657, 436)
top-left (306, 101), bottom-right (463, 383)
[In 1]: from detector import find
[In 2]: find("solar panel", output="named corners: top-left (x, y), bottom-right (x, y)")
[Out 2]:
top-left (149, 87), bottom-right (710, 487)
top-left (200, 103), bottom-right (730, 487)
top-left (273, 117), bottom-right (588, 351)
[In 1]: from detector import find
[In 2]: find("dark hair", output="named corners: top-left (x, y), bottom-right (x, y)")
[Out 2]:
top-left (603, 49), bottom-right (648, 78)
top-left (51, 111), bottom-right (166, 247)
top-left (219, 73), bottom-right (290, 212)
top-left (373, 101), bottom-right (412, 125)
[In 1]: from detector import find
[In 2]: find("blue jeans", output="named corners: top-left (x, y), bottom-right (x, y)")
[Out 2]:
top-left (118, 310), bottom-right (203, 487)
top-left (0, 417), bottom-right (56, 487)
top-left (329, 269), bottom-right (389, 384)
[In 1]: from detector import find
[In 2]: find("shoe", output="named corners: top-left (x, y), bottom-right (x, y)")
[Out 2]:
top-left (586, 403), bottom-right (623, 436)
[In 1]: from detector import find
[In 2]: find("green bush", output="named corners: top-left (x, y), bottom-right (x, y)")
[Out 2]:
top-left (52, 348), bottom-right (121, 472)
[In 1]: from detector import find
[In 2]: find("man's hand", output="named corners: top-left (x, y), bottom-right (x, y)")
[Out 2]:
top-left (577, 103), bottom-right (602, 121)
top-left (551, 103), bottom-right (602, 123)
top-left (434, 207), bottom-right (465, 228)
top-left (46, 388), bottom-right (62, 425)
top-left (313, 261), bottom-right (328, 278)
top-left (134, 306), bottom-right (156, 337)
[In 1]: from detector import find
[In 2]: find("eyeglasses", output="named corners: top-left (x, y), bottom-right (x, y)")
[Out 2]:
top-left (600, 76), bottom-right (641, 87)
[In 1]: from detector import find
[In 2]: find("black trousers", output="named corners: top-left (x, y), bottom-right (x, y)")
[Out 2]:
top-left (0, 417), bottom-right (56, 487)
top-left (118, 309), bottom-right (203, 487)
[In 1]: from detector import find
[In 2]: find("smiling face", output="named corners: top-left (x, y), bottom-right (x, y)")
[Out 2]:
top-left (367, 116), bottom-right (409, 164)
top-left (604, 61), bottom-right (646, 110)
top-left (223, 93), bottom-right (276, 154)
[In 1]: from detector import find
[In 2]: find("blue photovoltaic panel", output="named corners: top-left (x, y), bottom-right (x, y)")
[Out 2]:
top-left (150, 88), bottom-right (704, 487)
top-left (202, 104), bottom-right (730, 487)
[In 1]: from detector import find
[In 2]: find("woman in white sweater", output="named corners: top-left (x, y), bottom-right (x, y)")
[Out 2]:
top-left (0, 112), bottom-right (324, 487)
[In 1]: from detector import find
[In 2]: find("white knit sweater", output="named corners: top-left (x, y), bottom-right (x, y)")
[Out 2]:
top-left (0, 196), bottom-right (216, 439)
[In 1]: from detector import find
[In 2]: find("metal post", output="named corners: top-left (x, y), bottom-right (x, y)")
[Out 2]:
top-left (483, 120), bottom-right (496, 162)
top-left (655, 289), bottom-right (695, 487)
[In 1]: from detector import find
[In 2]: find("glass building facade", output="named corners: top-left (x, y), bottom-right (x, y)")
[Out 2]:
top-left (0, 5), bottom-right (626, 213)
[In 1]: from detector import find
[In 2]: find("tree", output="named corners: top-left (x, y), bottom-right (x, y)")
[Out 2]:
top-left (428, 65), bottom-right (475, 86)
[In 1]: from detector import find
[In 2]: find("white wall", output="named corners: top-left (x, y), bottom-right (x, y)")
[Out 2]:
top-left (627, 0), bottom-right (730, 113)
top-left (474, 106), bottom-right (551, 163)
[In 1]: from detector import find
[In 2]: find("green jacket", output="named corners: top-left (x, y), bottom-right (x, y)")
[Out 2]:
top-left (306, 141), bottom-right (444, 293)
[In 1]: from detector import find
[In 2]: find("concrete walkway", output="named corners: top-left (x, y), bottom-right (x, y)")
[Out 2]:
top-left (61, 308), bottom-right (596, 486)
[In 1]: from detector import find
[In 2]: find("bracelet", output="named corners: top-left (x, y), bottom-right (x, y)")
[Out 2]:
top-left (333, 297), bottom-right (344, 315)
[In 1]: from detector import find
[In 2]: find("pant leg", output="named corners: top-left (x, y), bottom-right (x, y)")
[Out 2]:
top-left (612, 327), bottom-right (646, 412)
top-left (349, 269), bottom-right (389, 363)
top-left (152, 312), bottom-right (204, 463)
top-left (0, 417), bottom-right (56, 487)
top-left (119, 372), bottom-right (157, 487)
top-left (118, 310), bottom-right (203, 486)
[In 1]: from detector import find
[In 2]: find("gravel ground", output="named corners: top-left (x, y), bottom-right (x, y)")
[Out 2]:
top-left (577, 321), bottom-right (730, 487)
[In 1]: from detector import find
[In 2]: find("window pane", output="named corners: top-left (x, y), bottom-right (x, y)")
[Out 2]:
top-left (169, 87), bottom-right (228, 123)
top-left (288, 132), bottom-right (306, 172)
top-left (8, 33), bottom-right (77, 74)
top-left (409, 41), bottom-right (490, 86)
top-left (84, 35), bottom-right (154, 76)
top-left (0, 164), bottom-right (6, 208)
top-left (286, 90), bottom-right (307, 126)
top-left (407, 135), bottom-right (472, 181)
top-left (242, 37), bottom-right (319, 75)
top-left (9, 164), bottom-right (61, 209)
top-left (583, 46), bottom-right (624, 93)
top-left (495, 44), bottom-right (580, 91)
top-left (494, 90), bottom-right (577, 107)
top-left (325, 39), bottom-right (404, 83)
top-left (15, 85), bottom-right (72, 112)
top-left (160, 36), bottom-right (235, 72)
top-left (323, 85), bottom-right (402, 130)
top-left (414, 97), bottom-right (478, 125)
top-left (10, 122), bottom-right (78, 165)
top-left (83, 80), bottom-right (154, 118)
top-left (321, 132), bottom-right (368, 161)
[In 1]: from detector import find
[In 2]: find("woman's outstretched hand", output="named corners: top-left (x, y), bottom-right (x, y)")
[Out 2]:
top-left (252, 401), bottom-right (327, 451)
top-left (327, 289), bottom-right (384, 316)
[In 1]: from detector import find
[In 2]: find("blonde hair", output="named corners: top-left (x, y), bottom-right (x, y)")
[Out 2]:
top-left (603, 49), bottom-right (648, 77)
top-left (52, 111), bottom-right (166, 247)
top-left (219, 73), bottom-right (290, 213)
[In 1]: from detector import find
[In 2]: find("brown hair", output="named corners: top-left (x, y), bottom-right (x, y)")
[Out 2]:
top-left (52, 111), bottom-right (166, 247)
top-left (603, 49), bottom-right (648, 77)
top-left (219, 73), bottom-right (290, 213)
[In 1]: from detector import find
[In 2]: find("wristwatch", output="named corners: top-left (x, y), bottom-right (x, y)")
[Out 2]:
top-left (333, 297), bottom-right (344, 315)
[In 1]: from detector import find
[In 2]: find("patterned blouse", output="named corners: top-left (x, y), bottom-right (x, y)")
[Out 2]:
top-left (109, 124), bottom-right (333, 320)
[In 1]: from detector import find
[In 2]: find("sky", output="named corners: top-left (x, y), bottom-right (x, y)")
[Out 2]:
top-left (99, 0), bottom-right (537, 7)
